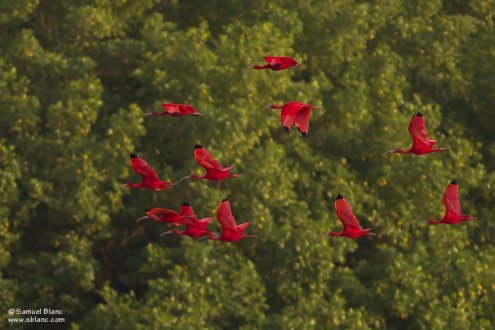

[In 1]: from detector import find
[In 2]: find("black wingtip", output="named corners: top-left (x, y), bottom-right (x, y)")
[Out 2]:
top-left (182, 202), bottom-right (190, 206)
top-left (301, 132), bottom-right (307, 138)
top-left (283, 127), bottom-right (289, 133)
top-left (195, 144), bottom-right (203, 149)
top-left (335, 194), bottom-right (344, 200)
top-left (222, 198), bottom-right (229, 202)
top-left (130, 153), bottom-right (138, 159)
top-left (416, 112), bottom-right (423, 117)
top-left (144, 209), bottom-right (150, 212)
top-left (450, 180), bottom-right (458, 185)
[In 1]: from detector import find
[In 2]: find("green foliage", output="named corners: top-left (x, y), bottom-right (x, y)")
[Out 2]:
top-left (1, 0), bottom-right (494, 328)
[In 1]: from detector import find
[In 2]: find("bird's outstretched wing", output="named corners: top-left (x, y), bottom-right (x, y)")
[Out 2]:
top-left (147, 208), bottom-right (179, 217)
top-left (408, 113), bottom-right (437, 148)
top-left (177, 104), bottom-right (199, 115)
top-left (442, 180), bottom-right (461, 218)
top-left (264, 56), bottom-right (297, 67)
top-left (280, 102), bottom-right (305, 130)
top-left (194, 145), bottom-right (223, 171)
top-left (180, 203), bottom-right (202, 226)
top-left (180, 203), bottom-right (196, 217)
top-left (263, 56), bottom-right (282, 65)
top-left (334, 195), bottom-right (361, 230)
top-left (162, 103), bottom-right (181, 114)
top-left (130, 154), bottom-right (160, 183)
top-left (147, 208), bottom-right (188, 225)
top-left (216, 199), bottom-right (238, 233)
top-left (294, 107), bottom-right (311, 135)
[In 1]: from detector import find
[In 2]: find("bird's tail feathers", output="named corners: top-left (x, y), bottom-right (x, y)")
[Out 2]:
top-left (223, 165), bottom-right (234, 172)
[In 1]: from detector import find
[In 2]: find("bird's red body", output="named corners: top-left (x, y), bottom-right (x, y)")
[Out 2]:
top-left (326, 194), bottom-right (375, 239)
top-left (251, 56), bottom-right (300, 71)
top-left (144, 103), bottom-right (201, 117)
top-left (383, 113), bottom-right (448, 156)
top-left (161, 203), bottom-right (213, 238)
top-left (179, 145), bottom-right (238, 182)
top-left (427, 180), bottom-right (475, 225)
top-left (202, 199), bottom-right (254, 242)
top-left (136, 208), bottom-right (187, 225)
top-left (261, 101), bottom-right (320, 137)
top-left (116, 154), bottom-right (173, 191)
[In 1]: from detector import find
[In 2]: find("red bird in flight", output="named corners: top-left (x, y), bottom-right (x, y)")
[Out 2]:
top-left (325, 194), bottom-right (375, 239)
top-left (136, 208), bottom-right (190, 225)
top-left (251, 56), bottom-right (300, 71)
top-left (115, 153), bottom-right (173, 191)
top-left (199, 199), bottom-right (255, 242)
top-left (143, 103), bottom-right (201, 117)
top-left (179, 145), bottom-right (238, 182)
top-left (160, 203), bottom-right (213, 238)
top-left (260, 101), bottom-right (320, 137)
top-left (383, 113), bottom-right (448, 156)
top-left (427, 180), bottom-right (475, 225)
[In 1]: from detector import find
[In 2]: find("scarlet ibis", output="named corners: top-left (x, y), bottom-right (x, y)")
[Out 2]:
top-left (136, 208), bottom-right (190, 225)
top-left (383, 113), bottom-right (448, 156)
top-left (143, 103), bottom-right (201, 117)
top-left (179, 145), bottom-right (238, 182)
top-left (326, 194), bottom-right (375, 239)
top-left (260, 101), bottom-right (320, 137)
top-left (251, 56), bottom-right (300, 71)
top-left (115, 153), bottom-right (173, 190)
top-left (200, 199), bottom-right (255, 242)
top-left (427, 180), bottom-right (475, 225)
top-left (160, 203), bottom-right (213, 238)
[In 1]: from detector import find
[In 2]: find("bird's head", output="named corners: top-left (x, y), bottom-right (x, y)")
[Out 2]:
top-left (328, 232), bottom-right (342, 237)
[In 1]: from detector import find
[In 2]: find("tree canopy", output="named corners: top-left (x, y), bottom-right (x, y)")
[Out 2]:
top-left (1, 0), bottom-right (494, 329)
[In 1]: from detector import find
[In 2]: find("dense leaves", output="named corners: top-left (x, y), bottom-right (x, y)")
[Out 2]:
top-left (1, 0), bottom-right (494, 328)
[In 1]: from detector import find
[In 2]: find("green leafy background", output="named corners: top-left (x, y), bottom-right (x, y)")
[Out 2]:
top-left (1, 0), bottom-right (494, 329)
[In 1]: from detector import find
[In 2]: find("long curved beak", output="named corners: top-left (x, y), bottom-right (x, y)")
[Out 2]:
top-left (160, 231), bottom-right (173, 237)
top-left (382, 149), bottom-right (396, 156)
top-left (178, 175), bottom-right (191, 182)
top-left (196, 236), bottom-right (209, 242)
top-left (259, 104), bottom-right (273, 112)
top-left (136, 216), bottom-right (149, 223)
top-left (143, 112), bottom-right (153, 117)
top-left (115, 184), bottom-right (127, 190)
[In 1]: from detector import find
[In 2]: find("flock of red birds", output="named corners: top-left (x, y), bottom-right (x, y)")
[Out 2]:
top-left (115, 56), bottom-right (474, 241)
